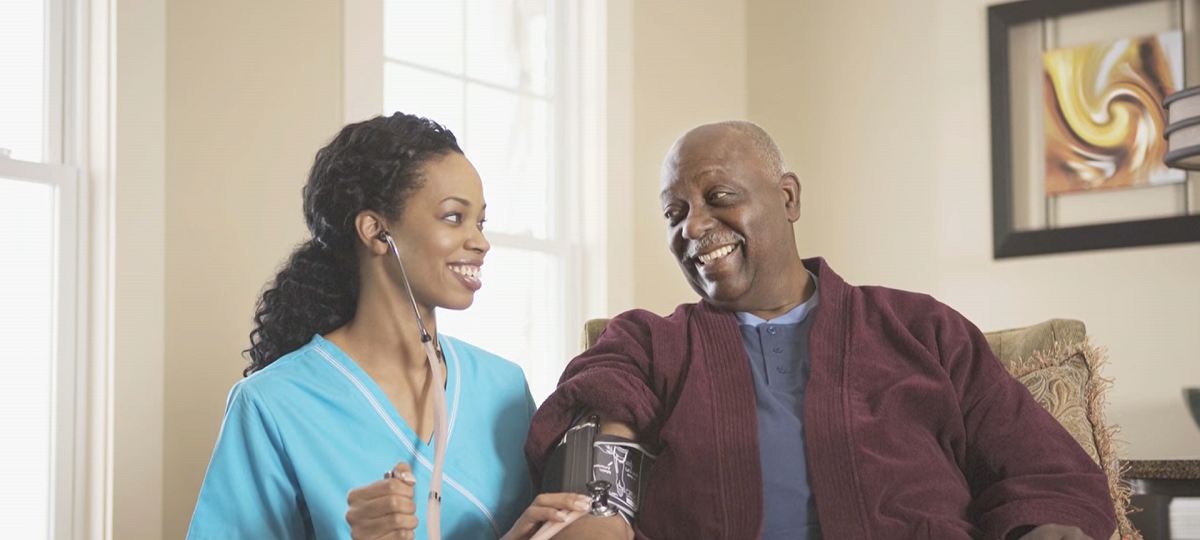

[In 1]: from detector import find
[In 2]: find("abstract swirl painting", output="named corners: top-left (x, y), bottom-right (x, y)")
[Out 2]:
top-left (1043, 31), bottom-right (1184, 195)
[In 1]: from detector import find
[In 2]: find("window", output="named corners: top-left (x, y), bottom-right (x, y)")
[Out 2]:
top-left (0, 0), bottom-right (85, 537)
top-left (346, 0), bottom-right (607, 402)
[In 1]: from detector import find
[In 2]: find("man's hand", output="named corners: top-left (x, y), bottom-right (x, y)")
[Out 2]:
top-left (1018, 524), bottom-right (1093, 540)
top-left (346, 462), bottom-right (419, 540)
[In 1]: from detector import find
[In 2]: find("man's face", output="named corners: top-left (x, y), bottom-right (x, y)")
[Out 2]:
top-left (660, 128), bottom-right (798, 311)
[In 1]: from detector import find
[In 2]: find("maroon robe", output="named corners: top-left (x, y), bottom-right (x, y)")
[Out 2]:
top-left (526, 258), bottom-right (1115, 539)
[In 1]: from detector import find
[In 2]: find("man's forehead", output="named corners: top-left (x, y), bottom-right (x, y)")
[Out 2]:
top-left (662, 134), bottom-right (756, 188)
top-left (677, 127), bottom-right (747, 158)
top-left (660, 165), bottom-right (730, 199)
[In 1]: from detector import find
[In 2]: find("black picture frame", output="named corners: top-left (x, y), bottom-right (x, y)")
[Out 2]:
top-left (988, 0), bottom-right (1200, 258)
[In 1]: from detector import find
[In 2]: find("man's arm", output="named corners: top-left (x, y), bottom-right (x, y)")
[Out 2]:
top-left (525, 312), bottom-right (668, 540)
top-left (550, 418), bottom-right (637, 540)
top-left (927, 305), bottom-right (1116, 539)
top-left (525, 312), bottom-right (665, 486)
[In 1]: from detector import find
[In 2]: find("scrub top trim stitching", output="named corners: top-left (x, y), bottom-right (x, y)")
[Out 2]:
top-left (312, 344), bottom-right (501, 537)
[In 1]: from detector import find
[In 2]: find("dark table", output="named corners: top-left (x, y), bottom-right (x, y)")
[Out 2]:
top-left (1124, 459), bottom-right (1200, 539)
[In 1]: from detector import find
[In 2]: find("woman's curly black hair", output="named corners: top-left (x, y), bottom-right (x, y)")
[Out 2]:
top-left (244, 112), bottom-right (462, 375)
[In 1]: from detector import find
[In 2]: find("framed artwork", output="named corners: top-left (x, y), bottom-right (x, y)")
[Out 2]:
top-left (988, 0), bottom-right (1200, 258)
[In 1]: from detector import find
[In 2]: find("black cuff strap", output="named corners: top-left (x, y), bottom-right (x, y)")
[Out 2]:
top-left (541, 416), bottom-right (656, 524)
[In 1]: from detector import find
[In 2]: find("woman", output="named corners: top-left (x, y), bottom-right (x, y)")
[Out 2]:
top-left (187, 113), bottom-right (587, 539)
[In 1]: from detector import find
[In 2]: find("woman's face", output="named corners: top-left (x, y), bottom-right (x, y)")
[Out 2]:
top-left (388, 152), bottom-right (490, 311)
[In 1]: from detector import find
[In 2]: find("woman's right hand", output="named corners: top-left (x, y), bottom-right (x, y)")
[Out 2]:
top-left (346, 462), bottom-right (419, 539)
top-left (500, 492), bottom-right (592, 540)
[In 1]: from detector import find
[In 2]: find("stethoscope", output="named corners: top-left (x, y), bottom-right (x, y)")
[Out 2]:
top-left (379, 230), bottom-right (450, 540)
top-left (378, 228), bottom-right (611, 540)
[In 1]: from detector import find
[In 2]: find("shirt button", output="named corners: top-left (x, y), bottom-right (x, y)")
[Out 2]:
top-left (772, 347), bottom-right (783, 354)
top-left (767, 326), bottom-right (777, 335)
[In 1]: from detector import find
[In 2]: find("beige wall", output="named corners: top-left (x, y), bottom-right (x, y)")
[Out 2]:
top-left (745, 0), bottom-right (1200, 458)
top-left (112, 0), bottom-right (166, 537)
top-left (162, 0), bottom-right (343, 537)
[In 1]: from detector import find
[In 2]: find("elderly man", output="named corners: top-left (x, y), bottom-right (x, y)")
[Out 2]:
top-left (525, 121), bottom-right (1116, 539)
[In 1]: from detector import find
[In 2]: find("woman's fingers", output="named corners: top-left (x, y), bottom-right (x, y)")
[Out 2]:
top-left (348, 463), bottom-right (416, 505)
top-left (387, 462), bottom-right (417, 483)
top-left (527, 505), bottom-right (571, 525)
top-left (351, 511), bottom-right (421, 540)
top-left (375, 532), bottom-right (415, 540)
top-left (348, 501), bottom-right (422, 540)
top-left (532, 492), bottom-right (591, 513)
top-left (347, 478), bottom-right (415, 506)
top-left (346, 492), bottom-right (416, 522)
top-left (347, 462), bottom-right (419, 539)
top-left (358, 512), bottom-right (419, 536)
top-left (502, 492), bottom-right (593, 539)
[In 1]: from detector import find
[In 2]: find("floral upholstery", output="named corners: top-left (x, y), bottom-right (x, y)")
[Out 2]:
top-left (984, 319), bottom-right (1134, 539)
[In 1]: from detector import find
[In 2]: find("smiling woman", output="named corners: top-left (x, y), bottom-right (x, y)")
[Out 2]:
top-left (186, 113), bottom-right (587, 540)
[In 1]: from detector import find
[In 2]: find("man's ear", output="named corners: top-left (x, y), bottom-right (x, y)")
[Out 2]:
top-left (354, 211), bottom-right (391, 255)
top-left (780, 172), bottom-right (801, 222)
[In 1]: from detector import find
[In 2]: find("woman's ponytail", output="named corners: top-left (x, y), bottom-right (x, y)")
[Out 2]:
top-left (244, 239), bottom-right (357, 374)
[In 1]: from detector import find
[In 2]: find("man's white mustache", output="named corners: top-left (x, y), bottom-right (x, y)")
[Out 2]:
top-left (684, 235), bottom-right (744, 260)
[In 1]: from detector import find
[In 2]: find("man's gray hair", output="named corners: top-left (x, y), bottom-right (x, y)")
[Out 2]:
top-left (711, 120), bottom-right (787, 176)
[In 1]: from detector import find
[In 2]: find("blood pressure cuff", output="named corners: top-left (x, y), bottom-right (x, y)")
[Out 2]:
top-left (541, 415), bottom-right (655, 524)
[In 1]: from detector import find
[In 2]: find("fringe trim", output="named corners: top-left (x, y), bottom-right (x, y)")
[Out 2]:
top-left (1007, 340), bottom-right (1139, 540)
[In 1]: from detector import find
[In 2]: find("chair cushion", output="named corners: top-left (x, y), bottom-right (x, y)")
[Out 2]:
top-left (985, 320), bottom-right (1099, 461)
top-left (984, 319), bottom-right (1134, 539)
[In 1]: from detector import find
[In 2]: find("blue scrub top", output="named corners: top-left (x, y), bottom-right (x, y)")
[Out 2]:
top-left (187, 334), bottom-right (535, 540)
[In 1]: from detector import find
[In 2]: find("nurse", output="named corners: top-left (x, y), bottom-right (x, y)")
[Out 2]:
top-left (187, 112), bottom-right (589, 540)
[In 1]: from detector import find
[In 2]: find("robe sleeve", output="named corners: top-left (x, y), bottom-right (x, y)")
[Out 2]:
top-left (524, 311), bottom-right (665, 488)
top-left (186, 382), bottom-right (307, 540)
top-left (932, 307), bottom-right (1116, 540)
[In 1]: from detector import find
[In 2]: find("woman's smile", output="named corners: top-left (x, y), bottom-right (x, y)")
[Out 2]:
top-left (448, 262), bottom-right (482, 291)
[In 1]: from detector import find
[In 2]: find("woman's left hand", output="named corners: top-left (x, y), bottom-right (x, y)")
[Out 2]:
top-left (499, 492), bottom-right (592, 540)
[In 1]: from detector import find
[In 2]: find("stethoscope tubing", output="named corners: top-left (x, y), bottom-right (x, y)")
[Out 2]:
top-left (384, 233), bottom-right (451, 540)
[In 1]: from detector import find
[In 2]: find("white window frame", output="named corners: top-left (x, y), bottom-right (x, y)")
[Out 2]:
top-left (0, 0), bottom-right (106, 537)
top-left (342, 0), bottom-right (609, 399)
top-left (0, 157), bottom-right (79, 539)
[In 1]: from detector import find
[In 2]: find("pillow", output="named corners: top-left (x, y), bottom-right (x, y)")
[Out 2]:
top-left (985, 320), bottom-right (1135, 539)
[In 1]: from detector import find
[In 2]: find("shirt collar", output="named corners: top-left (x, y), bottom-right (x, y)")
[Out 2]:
top-left (735, 270), bottom-right (820, 327)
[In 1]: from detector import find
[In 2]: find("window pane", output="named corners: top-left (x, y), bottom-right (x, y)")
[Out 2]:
top-left (437, 246), bottom-right (564, 402)
top-left (0, 0), bottom-right (47, 162)
top-left (385, 63), bottom-right (465, 140)
top-left (466, 0), bottom-right (548, 95)
top-left (0, 177), bottom-right (55, 538)
top-left (384, 0), bottom-right (463, 74)
top-left (465, 84), bottom-right (550, 238)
